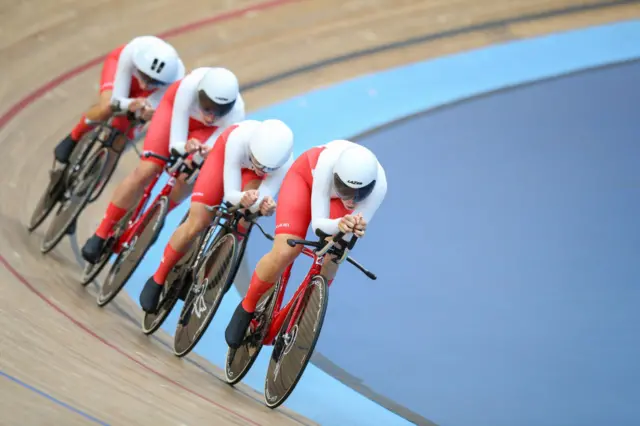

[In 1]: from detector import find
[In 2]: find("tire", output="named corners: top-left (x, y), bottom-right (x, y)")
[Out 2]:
top-left (264, 275), bottom-right (329, 409)
top-left (141, 211), bottom-right (195, 336)
top-left (225, 278), bottom-right (281, 386)
top-left (172, 231), bottom-right (238, 357)
top-left (40, 148), bottom-right (109, 254)
top-left (27, 167), bottom-right (67, 233)
top-left (96, 197), bottom-right (168, 307)
top-left (80, 206), bottom-right (137, 287)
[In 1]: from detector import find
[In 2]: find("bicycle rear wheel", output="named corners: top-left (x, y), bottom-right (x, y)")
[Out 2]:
top-left (173, 230), bottom-right (238, 357)
top-left (27, 167), bottom-right (67, 232)
top-left (264, 275), bottom-right (329, 409)
top-left (40, 148), bottom-right (109, 254)
top-left (29, 132), bottom-right (95, 232)
top-left (97, 197), bottom-right (168, 307)
top-left (225, 278), bottom-right (281, 386)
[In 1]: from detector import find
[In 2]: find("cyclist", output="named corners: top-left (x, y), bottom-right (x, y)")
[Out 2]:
top-left (139, 119), bottom-right (295, 313)
top-left (224, 140), bottom-right (387, 349)
top-left (53, 35), bottom-right (185, 164)
top-left (81, 67), bottom-right (246, 264)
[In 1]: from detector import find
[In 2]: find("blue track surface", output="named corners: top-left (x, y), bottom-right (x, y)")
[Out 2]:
top-left (323, 61), bottom-right (640, 426)
top-left (123, 20), bottom-right (640, 426)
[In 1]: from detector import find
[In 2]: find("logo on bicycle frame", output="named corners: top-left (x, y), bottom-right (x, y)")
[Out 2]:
top-left (192, 278), bottom-right (209, 319)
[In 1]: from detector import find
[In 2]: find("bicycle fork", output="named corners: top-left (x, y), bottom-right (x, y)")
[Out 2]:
top-left (263, 258), bottom-right (321, 346)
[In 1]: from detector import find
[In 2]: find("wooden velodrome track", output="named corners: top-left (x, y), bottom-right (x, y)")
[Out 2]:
top-left (1, 0), bottom-right (639, 424)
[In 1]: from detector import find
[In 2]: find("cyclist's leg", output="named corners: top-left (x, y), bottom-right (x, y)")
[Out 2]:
top-left (54, 49), bottom-right (120, 164)
top-left (139, 137), bottom-right (226, 312)
top-left (225, 166), bottom-right (309, 348)
top-left (81, 158), bottom-right (164, 262)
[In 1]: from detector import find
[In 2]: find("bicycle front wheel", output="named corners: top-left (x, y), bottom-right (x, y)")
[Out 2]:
top-left (173, 230), bottom-right (238, 357)
top-left (264, 275), bottom-right (329, 409)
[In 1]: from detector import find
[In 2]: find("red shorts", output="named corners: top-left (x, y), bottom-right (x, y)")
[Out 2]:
top-left (100, 45), bottom-right (158, 138)
top-left (191, 125), bottom-right (264, 206)
top-left (142, 80), bottom-right (218, 166)
top-left (275, 147), bottom-right (352, 239)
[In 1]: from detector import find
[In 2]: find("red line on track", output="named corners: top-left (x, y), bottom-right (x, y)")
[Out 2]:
top-left (0, 0), bottom-right (301, 130)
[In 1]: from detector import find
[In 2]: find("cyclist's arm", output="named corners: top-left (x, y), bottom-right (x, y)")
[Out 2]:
top-left (168, 76), bottom-right (195, 155)
top-left (355, 163), bottom-right (387, 225)
top-left (221, 129), bottom-right (248, 206)
top-left (145, 89), bottom-right (165, 110)
top-left (110, 41), bottom-right (137, 110)
top-left (250, 153), bottom-right (294, 213)
top-left (310, 151), bottom-right (341, 236)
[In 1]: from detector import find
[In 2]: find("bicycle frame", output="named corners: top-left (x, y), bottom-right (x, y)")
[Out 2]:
top-left (262, 246), bottom-right (325, 346)
top-left (109, 170), bottom-right (165, 255)
top-left (109, 153), bottom-right (199, 255)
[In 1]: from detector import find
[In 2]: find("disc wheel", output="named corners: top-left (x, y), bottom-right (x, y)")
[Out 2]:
top-left (27, 167), bottom-right (67, 233)
top-left (172, 231), bottom-right (238, 357)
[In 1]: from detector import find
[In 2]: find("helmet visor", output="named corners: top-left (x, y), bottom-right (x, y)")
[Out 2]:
top-left (198, 90), bottom-right (236, 118)
top-left (134, 69), bottom-right (167, 88)
top-left (333, 173), bottom-right (376, 203)
top-left (249, 152), bottom-right (279, 174)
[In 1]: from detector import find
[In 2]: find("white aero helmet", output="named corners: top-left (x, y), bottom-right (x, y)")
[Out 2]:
top-left (333, 145), bottom-right (378, 203)
top-left (196, 68), bottom-right (239, 118)
top-left (248, 120), bottom-right (294, 173)
top-left (132, 39), bottom-right (181, 85)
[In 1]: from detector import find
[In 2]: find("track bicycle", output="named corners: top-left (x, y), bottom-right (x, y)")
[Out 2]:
top-left (142, 202), bottom-right (269, 341)
top-left (224, 229), bottom-right (376, 409)
top-left (28, 105), bottom-right (145, 254)
top-left (84, 150), bottom-right (203, 308)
